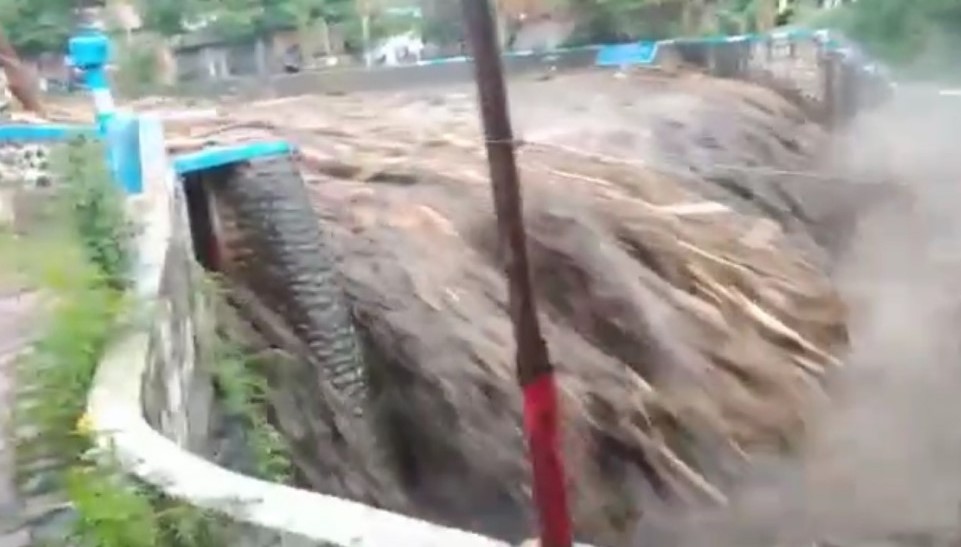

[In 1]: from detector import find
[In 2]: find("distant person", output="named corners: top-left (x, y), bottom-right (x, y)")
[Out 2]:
top-left (282, 46), bottom-right (302, 74)
top-left (67, 65), bottom-right (84, 92)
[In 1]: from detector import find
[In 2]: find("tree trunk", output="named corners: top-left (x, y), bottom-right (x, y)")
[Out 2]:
top-left (756, 0), bottom-right (777, 32)
top-left (682, 0), bottom-right (707, 35)
top-left (0, 26), bottom-right (43, 115)
top-left (320, 18), bottom-right (332, 57)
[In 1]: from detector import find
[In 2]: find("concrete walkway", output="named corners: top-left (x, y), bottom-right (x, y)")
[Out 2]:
top-left (0, 287), bottom-right (38, 547)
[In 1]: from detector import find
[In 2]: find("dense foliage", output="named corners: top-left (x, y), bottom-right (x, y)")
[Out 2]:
top-left (0, 0), bottom-right (957, 74)
top-left (813, 0), bottom-right (961, 70)
top-left (0, 0), bottom-right (358, 52)
top-left (154, 0), bottom-right (357, 41)
top-left (0, 0), bottom-right (75, 55)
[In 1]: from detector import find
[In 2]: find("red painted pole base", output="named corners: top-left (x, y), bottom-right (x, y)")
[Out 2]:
top-left (522, 372), bottom-right (573, 547)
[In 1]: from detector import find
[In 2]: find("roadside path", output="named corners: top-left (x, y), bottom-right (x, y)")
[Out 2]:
top-left (0, 286), bottom-right (38, 547)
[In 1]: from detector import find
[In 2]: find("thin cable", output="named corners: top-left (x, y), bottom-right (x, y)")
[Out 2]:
top-left (479, 137), bottom-right (887, 187)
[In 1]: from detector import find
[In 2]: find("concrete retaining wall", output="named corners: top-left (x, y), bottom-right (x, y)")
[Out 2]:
top-left (176, 29), bottom-right (891, 129)
top-left (178, 48), bottom-right (599, 99)
top-left (135, 118), bottom-right (215, 456)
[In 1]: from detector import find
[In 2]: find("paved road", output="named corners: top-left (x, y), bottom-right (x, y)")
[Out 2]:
top-left (0, 287), bottom-right (38, 547)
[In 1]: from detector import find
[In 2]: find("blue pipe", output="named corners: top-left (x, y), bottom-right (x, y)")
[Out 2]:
top-left (66, 28), bottom-right (144, 195)
top-left (68, 28), bottom-right (116, 134)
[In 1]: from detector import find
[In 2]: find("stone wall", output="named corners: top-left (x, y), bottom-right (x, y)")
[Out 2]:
top-left (138, 168), bottom-right (215, 456)
top-left (0, 141), bottom-right (57, 230)
top-left (128, 114), bottom-right (217, 457)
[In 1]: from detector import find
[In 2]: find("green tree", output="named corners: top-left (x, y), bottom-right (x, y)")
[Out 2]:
top-left (547, 0), bottom-right (770, 44)
top-left (0, 0), bottom-right (75, 55)
top-left (818, 0), bottom-right (961, 69)
top-left (139, 0), bottom-right (210, 36)
top-left (561, 0), bottom-right (703, 43)
top-left (138, 0), bottom-right (357, 43)
top-left (421, 0), bottom-right (464, 48)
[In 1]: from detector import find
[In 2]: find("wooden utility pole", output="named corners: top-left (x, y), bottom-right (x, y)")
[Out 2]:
top-left (459, 1), bottom-right (572, 546)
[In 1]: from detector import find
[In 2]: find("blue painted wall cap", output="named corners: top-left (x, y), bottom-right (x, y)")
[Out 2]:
top-left (68, 30), bottom-right (110, 69)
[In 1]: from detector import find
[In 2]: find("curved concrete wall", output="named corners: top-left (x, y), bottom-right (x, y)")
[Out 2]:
top-left (85, 115), bottom-right (516, 547)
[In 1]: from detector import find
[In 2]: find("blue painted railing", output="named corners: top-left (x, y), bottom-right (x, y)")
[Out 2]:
top-left (412, 26), bottom-right (887, 81)
top-left (172, 140), bottom-right (291, 176)
top-left (0, 124), bottom-right (95, 142)
top-left (0, 30), bottom-right (146, 196)
top-left (595, 27), bottom-right (887, 73)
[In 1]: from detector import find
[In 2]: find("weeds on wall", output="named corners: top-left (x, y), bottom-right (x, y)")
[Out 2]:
top-left (213, 340), bottom-right (294, 483)
top-left (65, 462), bottom-right (230, 547)
top-left (200, 276), bottom-right (294, 485)
top-left (8, 137), bottom-right (229, 546)
top-left (48, 137), bottom-right (136, 290)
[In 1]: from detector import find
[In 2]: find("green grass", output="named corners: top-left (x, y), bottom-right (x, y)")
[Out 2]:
top-left (5, 135), bottom-right (296, 545)
top-left (5, 138), bottom-right (232, 546)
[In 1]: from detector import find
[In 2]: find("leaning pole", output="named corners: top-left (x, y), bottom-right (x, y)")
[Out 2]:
top-left (459, 1), bottom-right (574, 546)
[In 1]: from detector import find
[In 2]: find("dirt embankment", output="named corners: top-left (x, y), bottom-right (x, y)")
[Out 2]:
top-left (166, 70), bottom-right (863, 545)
